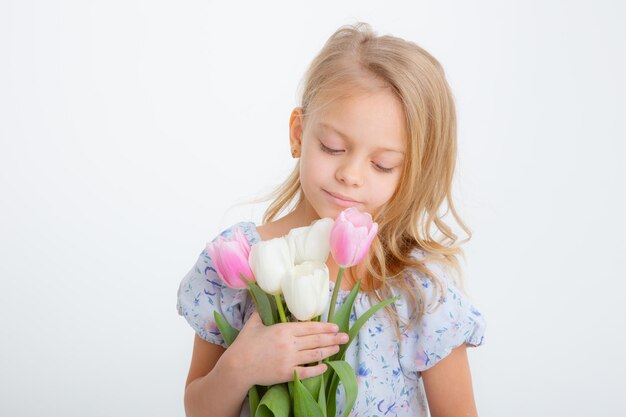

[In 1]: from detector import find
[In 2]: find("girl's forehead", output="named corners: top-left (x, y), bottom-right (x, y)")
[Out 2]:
top-left (310, 89), bottom-right (405, 125)
top-left (316, 81), bottom-right (391, 107)
top-left (307, 88), bottom-right (396, 122)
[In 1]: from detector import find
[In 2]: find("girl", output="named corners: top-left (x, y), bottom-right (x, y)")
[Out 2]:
top-left (177, 22), bottom-right (486, 417)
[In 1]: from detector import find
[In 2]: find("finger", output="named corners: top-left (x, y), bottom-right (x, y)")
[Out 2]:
top-left (295, 332), bottom-right (349, 351)
top-left (297, 345), bottom-right (340, 364)
top-left (291, 321), bottom-right (340, 337)
top-left (294, 363), bottom-right (328, 380)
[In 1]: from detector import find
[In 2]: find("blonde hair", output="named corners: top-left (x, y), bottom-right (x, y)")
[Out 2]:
top-left (259, 22), bottom-right (472, 337)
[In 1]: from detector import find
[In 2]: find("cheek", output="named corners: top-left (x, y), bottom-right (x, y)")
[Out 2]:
top-left (300, 152), bottom-right (331, 183)
top-left (298, 157), bottom-right (319, 192)
top-left (369, 176), bottom-right (400, 206)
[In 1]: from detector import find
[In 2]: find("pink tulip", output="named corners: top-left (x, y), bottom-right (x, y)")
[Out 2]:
top-left (205, 228), bottom-right (255, 289)
top-left (330, 207), bottom-right (379, 268)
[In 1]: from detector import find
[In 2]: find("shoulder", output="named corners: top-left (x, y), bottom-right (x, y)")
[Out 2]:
top-left (213, 221), bottom-right (261, 244)
top-left (404, 248), bottom-right (482, 317)
top-left (176, 220), bottom-right (259, 346)
top-left (397, 248), bottom-right (487, 372)
top-left (185, 221), bottom-right (261, 281)
top-left (230, 219), bottom-right (290, 243)
top-left (402, 248), bottom-right (452, 302)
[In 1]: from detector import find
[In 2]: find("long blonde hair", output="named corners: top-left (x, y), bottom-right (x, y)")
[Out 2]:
top-left (258, 22), bottom-right (472, 337)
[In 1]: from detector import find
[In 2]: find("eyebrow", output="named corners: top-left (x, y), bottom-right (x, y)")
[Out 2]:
top-left (320, 123), bottom-right (405, 155)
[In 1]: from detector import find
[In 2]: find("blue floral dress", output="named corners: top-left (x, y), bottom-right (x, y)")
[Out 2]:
top-left (177, 222), bottom-right (486, 417)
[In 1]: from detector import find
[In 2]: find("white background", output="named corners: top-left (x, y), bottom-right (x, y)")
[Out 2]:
top-left (1, 1), bottom-right (625, 416)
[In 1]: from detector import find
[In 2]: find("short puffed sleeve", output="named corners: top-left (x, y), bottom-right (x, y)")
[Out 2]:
top-left (400, 260), bottom-right (486, 374)
top-left (176, 222), bottom-right (258, 348)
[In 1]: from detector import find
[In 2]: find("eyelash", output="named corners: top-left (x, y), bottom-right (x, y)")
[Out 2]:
top-left (319, 142), bottom-right (394, 173)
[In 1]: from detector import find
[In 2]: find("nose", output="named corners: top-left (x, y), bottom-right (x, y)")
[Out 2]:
top-left (336, 158), bottom-right (364, 187)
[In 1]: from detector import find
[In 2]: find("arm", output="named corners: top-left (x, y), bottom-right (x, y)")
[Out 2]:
top-left (184, 334), bottom-right (250, 417)
top-left (421, 343), bottom-right (478, 417)
top-left (183, 311), bottom-right (348, 417)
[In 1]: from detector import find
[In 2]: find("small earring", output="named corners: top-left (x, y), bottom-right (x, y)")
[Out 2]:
top-left (291, 148), bottom-right (300, 157)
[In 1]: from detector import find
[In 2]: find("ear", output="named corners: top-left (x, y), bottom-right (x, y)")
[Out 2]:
top-left (289, 107), bottom-right (304, 157)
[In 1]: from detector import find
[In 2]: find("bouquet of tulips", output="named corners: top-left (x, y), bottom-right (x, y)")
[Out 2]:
top-left (206, 207), bottom-right (399, 417)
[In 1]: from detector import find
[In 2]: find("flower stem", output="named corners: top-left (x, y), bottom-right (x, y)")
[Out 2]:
top-left (326, 267), bottom-right (344, 323)
top-left (274, 293), bottom-right (288, 323)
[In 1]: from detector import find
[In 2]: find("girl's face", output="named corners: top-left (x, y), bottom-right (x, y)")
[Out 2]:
top-left (290, 88), bottom-right (407, 220)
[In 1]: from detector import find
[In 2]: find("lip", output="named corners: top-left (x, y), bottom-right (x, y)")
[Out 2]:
top-left (323, 189), bottom-right (361, 207)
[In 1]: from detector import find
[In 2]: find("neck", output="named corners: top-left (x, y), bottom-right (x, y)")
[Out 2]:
top-left (274, 199), bottom-right (320, 230)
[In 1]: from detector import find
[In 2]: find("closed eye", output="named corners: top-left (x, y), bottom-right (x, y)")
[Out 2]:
top-left (319, 142), bottom-right (342, 154)
top-left (373, 163), bottom-right (393, 173)
top-left (320, 141), bottom-right (395, 173)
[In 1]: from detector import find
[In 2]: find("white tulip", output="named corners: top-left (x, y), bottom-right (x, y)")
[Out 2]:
top-left (281, 261), bottom-right (330, 321)
top-left (248, 237), bottom-right (292, 295)
top-left (286, 218), bottom-right (334, 264)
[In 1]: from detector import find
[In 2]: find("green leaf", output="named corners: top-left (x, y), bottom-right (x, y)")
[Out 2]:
top-left (302, 374), bottom-right (322, 399)
top-left (255, 384), bottom-right (291, 417)
top-left (337, 295), bottom-right (401, 361)
top-left (325, 361), bottom-right (357, 416)
top-left (268, 290), bottom-right (279, 323)
top-left (242, 275), bottom-right (275, 326)
top-left (249, 386), bottom-right (260, 417)
top-left (317, 371), bottom-right (327, 417)
top-left (324, 371), bottom-right (339, 417)
top-left (293, 370), bottom-right (325, 417)
top-left (213, 311), bottom-right (239, 346)
top-left (287, 381), bottom-right (294, 403)
top-left (322, 367), bottom-right (330, 391)
top-left (321, 368), bottom-right (331, 409)
top-left (330, 279), bottom-right (362, 334)
top-left (327, 279), bottom-right (361, 363)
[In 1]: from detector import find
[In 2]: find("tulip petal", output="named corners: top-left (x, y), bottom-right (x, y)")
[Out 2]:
top-left (282, 261), bottom-right (329, 321)
top-left (205, 230), bottom-right (253, 289)
top-left (234, 228), bottom-right (252, 253)
top-left (344, 207), bottom-right (373, 229)
top-left (330, 220), bottom-right (368, 267)
top-left (305, 218), bottom-right (334, 263)
top-left (286, 226), bottom-right (309, 265)
top-left (352, 221), bottom-right (379, 266)
top-left (329, 221), bottom-right (355, 267)
top-left (220, 244), bottom-right (253, 288)
top-left (329, 208), bottom-right (379, 268)
top-left (249, 237), bottom-right (292, 295)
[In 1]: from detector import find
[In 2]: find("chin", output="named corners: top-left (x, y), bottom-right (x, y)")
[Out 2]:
top-left (318, 205), bottom-right (355, 220)
top-left (309, 203), bottom-right (339, 220)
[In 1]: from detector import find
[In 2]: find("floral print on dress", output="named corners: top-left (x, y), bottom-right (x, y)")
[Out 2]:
top-left (177, 221), bottom-right (487, 417)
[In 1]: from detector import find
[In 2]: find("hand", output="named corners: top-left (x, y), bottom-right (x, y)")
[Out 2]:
top-left (223, 311), bottom-right (349, 387)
